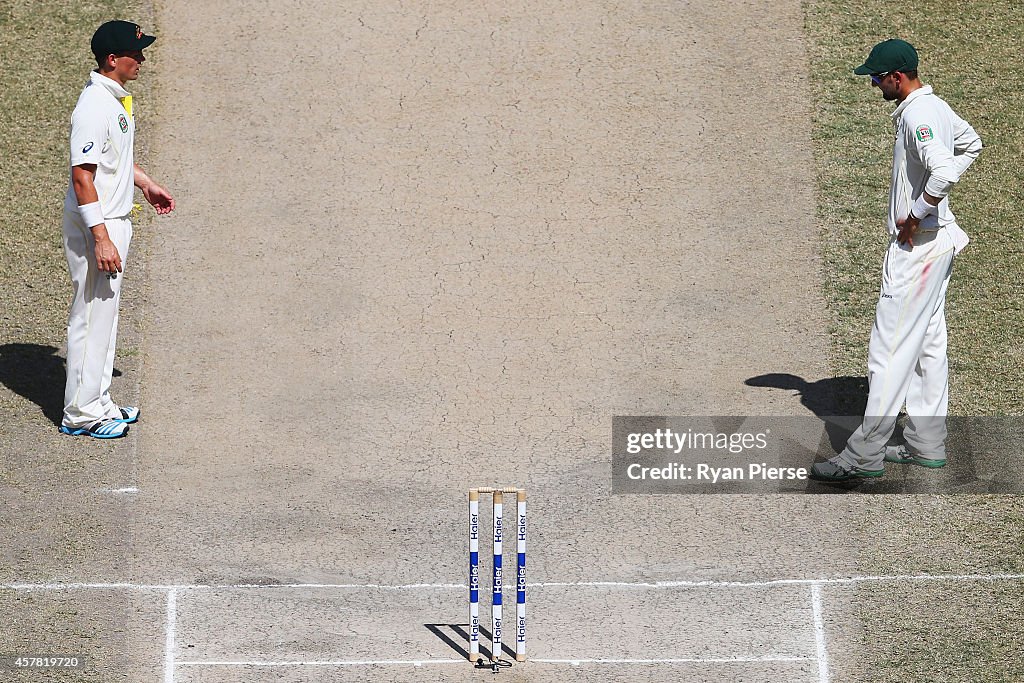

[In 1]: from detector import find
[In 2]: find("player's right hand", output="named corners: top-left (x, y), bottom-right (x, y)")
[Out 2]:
top-left (895, 214), bottom-right (919, 248)
top-left (94, 237), bottom-right (123, 273)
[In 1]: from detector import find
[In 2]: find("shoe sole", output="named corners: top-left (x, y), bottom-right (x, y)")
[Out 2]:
top-left (59, 425), bottom-right (129, 439)
top-left (883, 455), bottom-right (946, 468)
top-left (809, 468), bottom-right (884, 482)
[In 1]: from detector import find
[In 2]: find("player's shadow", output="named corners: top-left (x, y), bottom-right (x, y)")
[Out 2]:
top-left (0, 343), bottom-right (121, 426)
top-left (745, 373), bottom-right (869, 460)
top-left (424, 623), bottom-right (517, 664)
top-left (745, 373), bottom-right (868, 418)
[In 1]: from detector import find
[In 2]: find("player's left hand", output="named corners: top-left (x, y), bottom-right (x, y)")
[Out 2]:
top-left (143, 182), bottom-right (175, 215)
top-left (896, 214), bottom-right (919, 247)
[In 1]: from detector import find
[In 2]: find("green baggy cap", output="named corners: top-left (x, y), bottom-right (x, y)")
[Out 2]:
top-left (853, 39), bottom-right (918, 75)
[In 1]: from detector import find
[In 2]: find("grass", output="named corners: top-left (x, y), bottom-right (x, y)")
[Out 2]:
top-left (802, 0), bottom-right (1024, 416)
top-left (866, 581), bottom-right (1024, 683)
top-left (802, 2), bottom-right (1024, 681)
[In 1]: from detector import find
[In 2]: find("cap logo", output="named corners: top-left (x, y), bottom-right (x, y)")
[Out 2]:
top-left (135, 25), bottom-right (143, 39)
top-left (916, 125), bottom-right (933, 142)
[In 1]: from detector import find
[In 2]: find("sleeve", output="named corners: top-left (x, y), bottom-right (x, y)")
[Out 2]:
top-left (905, 112), bottom-right (958, 199)
top-left (68, 106), bottom-right (107, 167)
top-left (951, 114), bottom-right (982, 180)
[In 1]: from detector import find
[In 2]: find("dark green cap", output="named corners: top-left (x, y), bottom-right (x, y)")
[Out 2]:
top-left (853, 39), bottom-right (918, 75)
top-left (91, 20), bottom-right (155, 60)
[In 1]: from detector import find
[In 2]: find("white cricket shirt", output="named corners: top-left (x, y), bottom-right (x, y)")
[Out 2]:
top-left (888, 85), bottom-right (982, 235)
top-left (65, 71), bottom-right (136, 219)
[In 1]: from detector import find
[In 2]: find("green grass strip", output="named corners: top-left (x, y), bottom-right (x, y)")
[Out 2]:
top-left (803, 0), bottom-right (1024, 415)
top-left (0, 1), bottom-right (151, 419)
top-left (804, 3), bottom-right (1024, 682)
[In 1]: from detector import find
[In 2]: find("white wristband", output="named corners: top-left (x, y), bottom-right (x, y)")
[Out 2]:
top-left (78, 201), bottom-right (105, 228)
top-left (911, 194), bottom-right (936, 220)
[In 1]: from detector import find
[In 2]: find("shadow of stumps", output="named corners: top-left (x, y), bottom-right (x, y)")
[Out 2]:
top-left (424, 623), bottom-right (517, 663)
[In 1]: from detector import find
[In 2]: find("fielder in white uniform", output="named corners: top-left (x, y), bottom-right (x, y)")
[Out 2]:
top-left (60, 20), bottom-right (174, 439)
top-left (812, 39), bottom-right (982, 481)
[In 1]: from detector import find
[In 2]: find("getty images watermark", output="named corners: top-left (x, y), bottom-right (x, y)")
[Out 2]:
top-left (613, 417), bottom-right (810, 493)
top-left (611, 416), bottom-right (1024, 494)
top-left (623, 428), bottom-right (807, 485)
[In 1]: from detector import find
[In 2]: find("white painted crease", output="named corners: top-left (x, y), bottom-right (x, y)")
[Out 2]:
top-left (175, 659), bottom-right (466, 667)
top-left (811, 583), bottom-right (830, 683)
top-left (534, 572), bottom-right (1024, 588)
top-left (532, 656), bottom-right (812, 664)
top-left (1, 582), bottom-right (187, 591)
top-left (164, 589), bottom-right (177, 683)
top-left (4, 573), bottom-right (1024, 592)
top-left (174, 656), bottom-right (810, 667)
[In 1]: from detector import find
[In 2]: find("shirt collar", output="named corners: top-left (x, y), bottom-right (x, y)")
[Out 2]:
top-left (891, 84), bottom-right (933, 120)
top-left (90, 70), bottom-right (131, 99)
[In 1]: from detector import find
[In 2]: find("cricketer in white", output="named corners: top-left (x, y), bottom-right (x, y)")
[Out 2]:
top-left (61, 21), bottom-right (174, 438)
top-left (813, 39), bottom-right (982, 481)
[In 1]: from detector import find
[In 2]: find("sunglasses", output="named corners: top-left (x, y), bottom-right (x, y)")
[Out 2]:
top-left (869, 70), bottom-right (895, 85)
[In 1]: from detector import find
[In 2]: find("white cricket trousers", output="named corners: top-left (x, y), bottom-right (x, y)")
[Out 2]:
top-left (62, 211), bottom-right (132, 427)
top-left (839, 227), bottom-right (956, 466)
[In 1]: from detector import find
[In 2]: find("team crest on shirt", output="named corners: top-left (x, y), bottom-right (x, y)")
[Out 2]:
top-left (915, 125), bottom-right (933, 142)
top-left (119, 114), bottom-right (129, 133)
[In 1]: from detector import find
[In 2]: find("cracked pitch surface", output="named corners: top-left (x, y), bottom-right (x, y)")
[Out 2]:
top-left (123, 0), bottom-right (857, 679)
